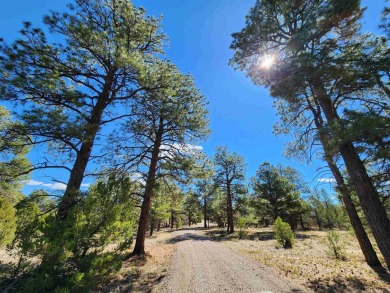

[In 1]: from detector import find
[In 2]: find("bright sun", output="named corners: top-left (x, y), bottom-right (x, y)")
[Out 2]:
top-left (260, 54), bottom-right (275, 69)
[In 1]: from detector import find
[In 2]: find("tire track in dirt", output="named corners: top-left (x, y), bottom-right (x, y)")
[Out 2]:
top-left (156, 228), bottom-right (308, 293)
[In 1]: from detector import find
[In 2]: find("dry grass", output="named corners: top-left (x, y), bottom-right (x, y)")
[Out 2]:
top-left (212, 227), bottom-right (390, 292)
top-left (0, 229), bottom-right (175, 292)
top-left (102, 229), bottom-right (175, 292)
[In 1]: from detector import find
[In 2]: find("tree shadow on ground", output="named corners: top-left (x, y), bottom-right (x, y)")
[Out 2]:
top-left (251, 231), bottom-right (275, 241)
top-left (0, 259), bottom-right (37, 292)
top-left (102, 253), bottom-right (166, 293)
top-left (177, 226), bottom-right (210, 232)
top-left (162, 226), bottom-right (209, 233)
top-left (0, 261), bottom-right (17, 292)
top-left (294, 232), bottom-right (317, 240)
top-left (371, 266), bottom-right (390, 284)
top-left (205, 230), bottom-right (275, 242)
top-left (165, 233), bottom-right (209, 244)
top-left (307, 276), bottom-right (375, 292)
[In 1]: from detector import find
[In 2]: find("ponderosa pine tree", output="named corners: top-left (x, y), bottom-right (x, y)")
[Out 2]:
top-left (194, 159), bottom-right (216, 228)
top-left (0, 0), bottom-right (166, 219)
top-left (196, 177), bottom-right (216, 228)
top-left (183, 191), bottom-right (202, 227)
top-left (149, 181), bottom-right (171, 236)
top-left (0, 106), bottom-right (30, 191)
top-left (214, 146), bottom-right (246, 234)
top-left (251, 163), bottom-right (302, 227)
top-left (0, 106), bottom-right (30, 245)
top-left (273, 89), bottom-right (382, 266)
top-left (108, 62), bottom-right (209, 255)
top-left (230, 0), bottom-right (390, 269)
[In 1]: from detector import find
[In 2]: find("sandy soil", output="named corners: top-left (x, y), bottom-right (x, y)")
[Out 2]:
top-left (155, 227), bottom-right (307, 293)
top-left (219, 228), bottom-right (390, 292)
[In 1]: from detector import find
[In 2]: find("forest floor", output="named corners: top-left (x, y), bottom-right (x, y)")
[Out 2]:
top-left (1, 225), bottom-right (389, 292)
top-left (213, 227), bottom-right (390, 292)
top-left (111, 224), bottom-right (390, 293)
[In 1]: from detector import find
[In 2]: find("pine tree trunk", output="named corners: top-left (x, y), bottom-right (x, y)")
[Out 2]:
top-left (308, 101), bottom-right (383, 268)
top-left (170, 213), bottom-right (174, 229)
top-left (132, 119), bottom-right (164, 256)
top-left (325, 152), bottom-right (382, 267)
top-left (203, 196), bottom-right (208, 228)
top-left (226, 181), bottom-right (234, 234)
top-left (157, 220), bottom-right (161, 232)
top-left (314, 208), bottom-right (322, 231)
top-left (133, 191), bottom-right (152, 255)
top-left (339, 142), bottom-right (390, 269)
top-left (150, 220), bottom-right (154, 237)
top-left (57, 140), bottom-right (95, 218)
top-left (312, 82), bottom-right (390, 269)
top-left (300, 214), bottom-right (305, 230)
top-left (57, 95), bottom-right (108, 219)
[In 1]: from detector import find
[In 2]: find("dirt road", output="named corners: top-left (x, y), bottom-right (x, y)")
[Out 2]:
top-left (156, 228), bottom-right (307, 293)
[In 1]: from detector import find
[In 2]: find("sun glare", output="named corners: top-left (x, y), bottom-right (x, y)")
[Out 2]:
top-left (260, 54), bottom-right (275, 69)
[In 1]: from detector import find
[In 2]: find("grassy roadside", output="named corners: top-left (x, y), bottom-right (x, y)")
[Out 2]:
top-left (207, 227), bottom-right (390, 292)
top-left (102, 229), bottom-right (175, 292)
top-left (0, 229), bottom-right (176, 293)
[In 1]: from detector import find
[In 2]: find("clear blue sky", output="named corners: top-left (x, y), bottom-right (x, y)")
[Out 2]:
top-left (0, 0), bottom-right (385, 195)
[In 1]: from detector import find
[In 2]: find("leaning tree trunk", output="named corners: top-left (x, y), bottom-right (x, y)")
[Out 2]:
top-left (324, 149), bottom-right (382, 267)
top-left (308, 94), bottom-right (383, 268)
top-left (57, 140), bottom-right (95, 219)
top-left (312, 82), bottom-right (390, 269)
top-left (338, 142), bottom-right (390, 269)
top-left (132, 120), bottom-right (163, 255)
top-left (57, 93), bottom-right (109, 219)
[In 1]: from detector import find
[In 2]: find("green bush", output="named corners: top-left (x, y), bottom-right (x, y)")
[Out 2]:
top-left (326, 230), bottom-right (346, 260)
top-left (274, 217), bottom-right (294, 248)
top-left (2, 175), bottom-right (137, 292)
top-left (0, 197), bottom-right (16, 246)
top-left (236, 217), bottom-right (248, 239)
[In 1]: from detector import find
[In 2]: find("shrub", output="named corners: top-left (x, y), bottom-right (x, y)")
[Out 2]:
top-left (274, 217), bottom-right (294, 248)
top-left (326, 230), bottom-right (346, 260)
top-left (2, 175), bottom-right (137, 292)
top-left (0, 197), bottom-right (16, 246)
top-left (236, 217), bottom-right (248, 239)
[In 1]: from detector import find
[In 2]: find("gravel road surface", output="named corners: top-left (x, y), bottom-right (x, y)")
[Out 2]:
top-left (157, 228), bottom-right (308, 293)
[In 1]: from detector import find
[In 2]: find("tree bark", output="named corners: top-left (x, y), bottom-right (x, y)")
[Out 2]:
top-left (170, 212), bottom-right (174, 229)
top-left (150, 220), bottom-right (154, 237)
top-left (226, 180), bottom-right (234, 234)
top-left (338, 142), bottom-right (390, 268)
top-left (57, 85), bottom-right (110, 219)
top-left (132, 118), bottom-right (164, 255)
top-left (203, 196), bottom-right (208, 228)
top-left (325, 152), bottom-right (382, 267)
top-left (307, 96), bottom-right (383, 268)
top-left (314, 208), bottom-right (322, 231)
